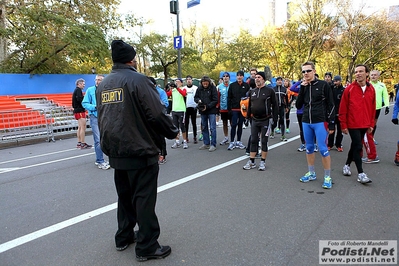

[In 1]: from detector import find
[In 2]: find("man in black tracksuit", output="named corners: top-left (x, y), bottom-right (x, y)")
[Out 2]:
top-left (96, 40), bottom-right (178, 261)
top-left (243, 71), bottom-right (278, 171)
top-left (272, 76), bottom-right (289, 141)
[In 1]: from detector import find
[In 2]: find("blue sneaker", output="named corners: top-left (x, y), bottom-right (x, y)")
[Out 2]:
top-left (275, 128), bottom-right (281, 134)
top-left (322, 176), bottom-right (332, 189)
top-left (299, 172), bottom-right (316, 182)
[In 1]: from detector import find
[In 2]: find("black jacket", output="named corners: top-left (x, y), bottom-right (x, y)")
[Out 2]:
top-left (247, 86), bottom-right (278, 122)
top-left (194, 83), bottom-right (218, 115)
top-left (296, 79), bottom-right (335, 129)
top-left (228, 81), bottom-right (250, 110)
top-left (96, 63), bottom-right (178, 169)
top-left (72, 87), bottom-right (85, 113)
top-left (273, 85), bottom-right (288, 107)
top-left (331, 84), bottom-right (345, 117)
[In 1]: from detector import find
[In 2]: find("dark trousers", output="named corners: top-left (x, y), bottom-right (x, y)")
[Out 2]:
top-left (185, 107), bottom-right (197, 138)
top-left (346, 128), bottom-right (367, 174)
top-left (297, 114), bottom-right (305, 144)
top-left (114, 164), bottom-right (161, 256)
top-left (328, 117), bottom-right (343, 148)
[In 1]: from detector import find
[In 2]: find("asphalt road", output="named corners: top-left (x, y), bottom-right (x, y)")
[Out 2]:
top-left (0, 106), bottom-right (398, 266)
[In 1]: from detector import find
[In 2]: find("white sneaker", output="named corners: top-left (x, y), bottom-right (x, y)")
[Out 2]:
top-left (183, 141), bottom-right (188, 149)
top-left (220, 137), bottom-right (229, 145)
top-left (357, 173), bottom-right (372, 184)
top-left (258, 161), bottom-right (266, 171)
top-left (97, 162), bottom-right (110, 170)
top-left (171, 141), bottom-right (181, 149)
top-left (209, 145), bottom-right (217, 152)
top-left (243, 160), bottom-right (256, 170)
top-left (227, 142), bottom-right (235, 150)
top-left (342, 165), bottom-right (351, 176)
top-left (235, 141), bottom-right (246, 150)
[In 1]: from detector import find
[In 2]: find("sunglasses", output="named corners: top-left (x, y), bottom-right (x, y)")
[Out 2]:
top-left (302, 69), bottom-right (313, 74)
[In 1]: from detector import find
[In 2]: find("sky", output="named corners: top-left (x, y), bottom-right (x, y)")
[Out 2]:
top-left (118, 0), bottom-right (399, 36)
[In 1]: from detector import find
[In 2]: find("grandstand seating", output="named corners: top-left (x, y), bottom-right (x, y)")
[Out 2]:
top-left (0, 94), bottom-right (72, 130)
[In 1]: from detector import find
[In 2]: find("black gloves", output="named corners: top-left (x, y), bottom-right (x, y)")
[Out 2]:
top-left (385, 106), bottom-right (389, 115)
top-left (392, 118), bottom-right (398, 125)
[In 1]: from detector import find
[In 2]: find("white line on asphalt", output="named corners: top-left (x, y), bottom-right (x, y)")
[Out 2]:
top-left (0, 152), bottom-right (94, 174)
top-left (0, 148), bottom-right (78, 165)
top-left (0, 135), bottom-right (300, 253)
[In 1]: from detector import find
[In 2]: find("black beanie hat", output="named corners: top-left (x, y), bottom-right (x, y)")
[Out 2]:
top-left (256, 71), bottom-right (266, 81)
top-left (111, 40), bottom-right (136, 63)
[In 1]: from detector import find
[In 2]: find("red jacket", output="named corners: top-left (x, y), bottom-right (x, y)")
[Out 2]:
top-left (339, 81), bottom-right (376, 129)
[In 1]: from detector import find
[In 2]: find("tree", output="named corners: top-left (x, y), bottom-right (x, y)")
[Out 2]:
top-left (0, 0), bottom-right (120, 74)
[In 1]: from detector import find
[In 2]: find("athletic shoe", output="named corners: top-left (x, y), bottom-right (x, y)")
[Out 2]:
top-left (314, 144), bottom-right (318, 152)
top-left (220, 137), bottom-right (229, 145)
top-left (299, 172), bottom-right (316, 182)
top-left (97, 162), bottom-right (110, 170)
top-left (275, 128), bottom-right (281, 134)
top-left (270, 132), bottom-right (275, 139)
top-left (337, 146), bottom-right (343, 152)
top-left (183, 141), bottom-right (188, 149)
top-left (286, 128), bottom-right (290, 134)
top-left (198, 134), bottom-right (203, 141)
top-left (171, 141), bottom-right (181, 149)
top-left (199, 144), bottom-right (210, 150)
top-left (342, 165), bottom-right (351, 176)
top-left (363, 157), bottom-right (380, 164)
top-left (245, 152), bottom-right (250, 156)
top-left (327, 146), bottom-right (332, 151)
top-left (193, 137), bottom-right (198, 144)
top-left (297, 144), bottom-right (306, 152)
top-left (243, 160), bottom-right (256, 170)
top-left (322, 176), bottom-right (332, 189)
top-left (357, 173), bottom-right (372, 184)
top-left (242, 124), bottom-right (247, 129)
top-left (395, 152), bottom-right (399, 166)
top-left (227, 142), bottom-right (235, 150)
top-left (77, 143), bottom-right (81, 148)
top-left (236, 141), bottom-right (246, 150)
top-left (209, 145), bottom-right (217, 152)
top-left (80, 143), bottom-right (92, 149)
top-left (280, 135), bottom-right (287, 141)
top-left (373, 138), bottom-right (378, 145)
top-left (258, 161), bottom-right (266, 171)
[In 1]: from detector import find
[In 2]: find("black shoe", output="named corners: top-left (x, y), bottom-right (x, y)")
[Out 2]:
top-left (115, 231), bottom-right (138, 251)
top-left (136, 245), bottom-right (171, 261)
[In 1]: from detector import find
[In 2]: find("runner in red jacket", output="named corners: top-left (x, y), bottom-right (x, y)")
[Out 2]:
top-left (339, 64), bottom-right (376, 184)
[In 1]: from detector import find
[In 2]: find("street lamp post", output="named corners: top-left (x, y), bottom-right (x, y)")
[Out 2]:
top-left (176, 0), bottom-right (181, 79)
top-left (170, 0), bottom-right (181, 79)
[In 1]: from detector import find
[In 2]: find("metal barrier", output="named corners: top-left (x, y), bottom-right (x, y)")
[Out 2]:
top-left (0, 107), bottom-right (90, 143)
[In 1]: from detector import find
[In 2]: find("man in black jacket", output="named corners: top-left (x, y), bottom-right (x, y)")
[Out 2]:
top-left (194, 76), bottom-right (219, 151)
top-left (243, 72), bottom-right (278, 171)
top-left (96, 40), bottom-right (178, 262)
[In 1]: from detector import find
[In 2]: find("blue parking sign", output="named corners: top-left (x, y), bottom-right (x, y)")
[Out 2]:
top-left (174, 36), bottom-right (183, 49)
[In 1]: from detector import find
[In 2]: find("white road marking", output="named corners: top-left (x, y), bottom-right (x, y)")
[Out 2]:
top-left (0, 148), bottom-right (78, 165)
top-left (0, 135), bottom-right (300, 253)
top-left (0, 153), bottom-right (94, 174)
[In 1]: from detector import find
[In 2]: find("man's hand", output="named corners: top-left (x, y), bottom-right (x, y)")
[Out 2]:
top-left (328, 129), bottom-right (334, 135)
top-left (367, 127), bottom-right (373, 134)
top-left (392, 118), bottom-right (399, 125)
top-left (342, 128), bottom-right (348, 135)
top-left (385, 106), bottom-right (389, 115)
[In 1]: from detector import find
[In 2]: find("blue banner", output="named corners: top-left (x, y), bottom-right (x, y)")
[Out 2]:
top-left (187, 0), bottom-right (200, 8)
